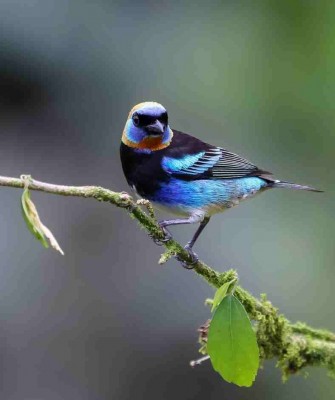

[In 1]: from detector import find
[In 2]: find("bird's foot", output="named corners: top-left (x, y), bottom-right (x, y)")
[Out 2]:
top-left (176, 243), bottom-right (199, 269)
top-left (150, 224), bottom-right (172, 246)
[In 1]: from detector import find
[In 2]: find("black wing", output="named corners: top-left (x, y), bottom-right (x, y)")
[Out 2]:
top-left (162, 130), bottom-right (271, 180)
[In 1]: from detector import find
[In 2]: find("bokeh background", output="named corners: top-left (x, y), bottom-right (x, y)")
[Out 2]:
top-left (0, 1), bottom-right (334, 399)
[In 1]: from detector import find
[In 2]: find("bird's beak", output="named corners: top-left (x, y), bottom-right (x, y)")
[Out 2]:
top-left (146, 120), bottom-right (165, 135)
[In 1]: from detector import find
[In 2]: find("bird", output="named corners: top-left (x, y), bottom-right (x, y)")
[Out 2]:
top-left (120, 101), bottom-right (322, 267)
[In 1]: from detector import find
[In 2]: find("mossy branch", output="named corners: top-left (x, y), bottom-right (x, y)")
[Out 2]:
top-left (0, 174), bottom-right (334, 380)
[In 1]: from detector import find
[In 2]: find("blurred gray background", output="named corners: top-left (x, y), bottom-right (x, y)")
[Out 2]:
top-left (0, 1), bottom-right (334, 399)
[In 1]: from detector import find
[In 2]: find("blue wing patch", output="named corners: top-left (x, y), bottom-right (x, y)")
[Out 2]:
top-left (162, 146), bottom-right (266, 180)
top-left (162, 150), bottom-right (221, 175)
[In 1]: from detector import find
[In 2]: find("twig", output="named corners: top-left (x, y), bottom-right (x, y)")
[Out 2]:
top-left (190, 355), bottom-right (210, 367)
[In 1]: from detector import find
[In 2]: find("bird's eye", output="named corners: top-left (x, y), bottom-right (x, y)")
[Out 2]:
top-left (159, 112), bottom-right (168, 125)
top-left (132, 113), bottom-right (140, 126)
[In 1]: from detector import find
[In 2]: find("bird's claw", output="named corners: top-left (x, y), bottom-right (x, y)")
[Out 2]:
top-left (149, 226), bottom-right (172, 246)
top-left (176, 244), bottom-right (199, 269)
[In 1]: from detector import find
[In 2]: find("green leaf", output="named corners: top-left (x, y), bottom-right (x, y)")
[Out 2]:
top-left (207, 294), bottom-right (259, 387)
top-left (21, 186), bottom-right (49, 248)
top-left (21, 185), bottom-right (64, 255)
top-left (211, 279), bottom-right (236, 313)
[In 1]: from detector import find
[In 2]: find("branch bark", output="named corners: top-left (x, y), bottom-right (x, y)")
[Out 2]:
top-left (0, 174), bottom-right (334, 379)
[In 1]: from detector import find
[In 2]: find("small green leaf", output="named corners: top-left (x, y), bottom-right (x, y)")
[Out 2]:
top-left (21, 186), bottom-right (49, 248)
top-left (207, 294), bottom-right (259, 387)
top-left (211, 279), bottom-right (236, 313)
top-left (21, 184), bottom-right (64, 255)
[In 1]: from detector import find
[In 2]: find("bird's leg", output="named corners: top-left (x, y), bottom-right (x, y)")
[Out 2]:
top-left (179, 216), bottom-right (211, 269)
top-left (155, 216), bottom-right (199, 245)
top-left (185, 216), bottom-right (211, 253)
top-left (156, 214), bottom-right (208, 269)
top-left (149, 218), bottom-right (184, 246)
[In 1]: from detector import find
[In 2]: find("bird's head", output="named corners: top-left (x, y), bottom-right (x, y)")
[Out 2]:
top-left (122, 102), bottom-right (173, 151)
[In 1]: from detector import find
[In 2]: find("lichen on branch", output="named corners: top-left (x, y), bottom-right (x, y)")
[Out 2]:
top-left (0, 174), bottom-right (334, 379)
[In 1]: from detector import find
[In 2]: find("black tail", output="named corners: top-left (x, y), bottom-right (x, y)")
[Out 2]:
top-left (271, 180), bottom-right (323, 193)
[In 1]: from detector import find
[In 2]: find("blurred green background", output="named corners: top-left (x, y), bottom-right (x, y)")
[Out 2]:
top-left (0, 1), bottom-right (334, 399)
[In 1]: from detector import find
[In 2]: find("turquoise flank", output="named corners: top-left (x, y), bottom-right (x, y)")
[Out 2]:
top-left (151, 177), bottom-right (268, 215)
